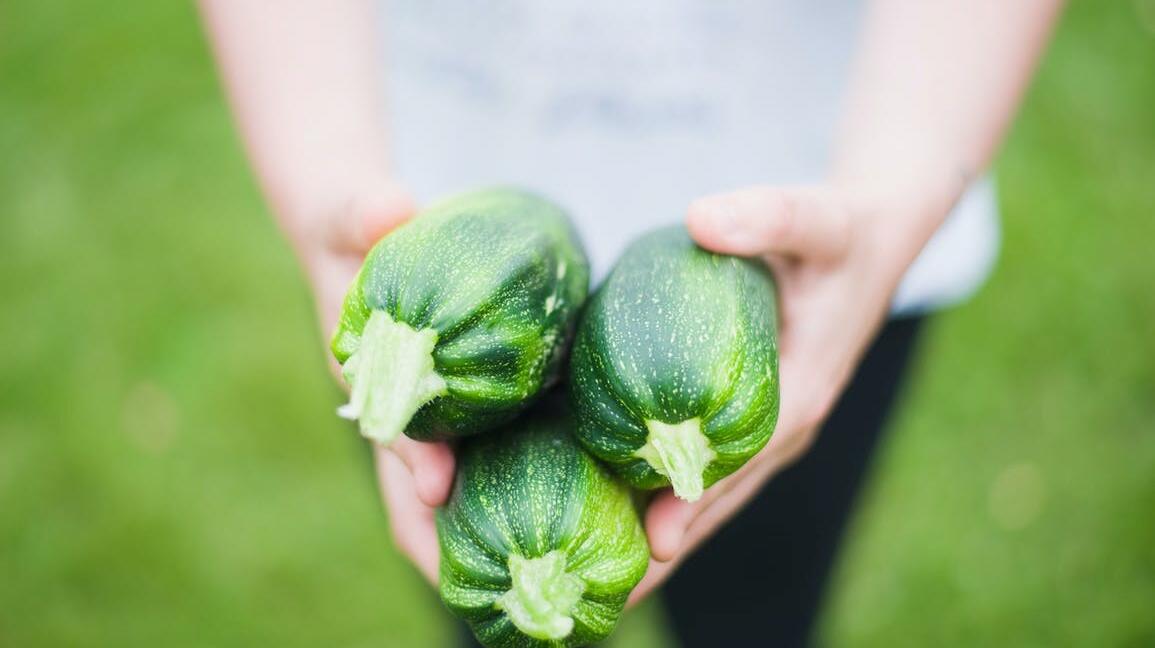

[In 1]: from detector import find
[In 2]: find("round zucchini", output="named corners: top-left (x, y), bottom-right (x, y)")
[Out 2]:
top-left (438, 398), bottom-right (650, 647)
top-left (569, 226), bottom-right (779, 502)
top-left (331, 188), bottom-right (589, 444)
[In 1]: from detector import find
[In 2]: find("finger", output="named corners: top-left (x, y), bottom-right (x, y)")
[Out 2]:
top-left (627, 559), bottom-right (676, 607)
top-left (328, 184), bottom-right (416, 254)
top-left (662, 459), bottom-right (783, 575)
top-left (643, 460), bottom-right (754, 562)
top-left (644, 492), bottom-right (696, 562)
top-left (686, 186), bottom-right (850, 261)
top-left (644, 427), bottom-right (792, 562)
top-left (379, 438), bottom-right (456, 507)
top-left (377, 451), bottom-right (441, 585)
top-left (637, 460), bottom-right (779, 605)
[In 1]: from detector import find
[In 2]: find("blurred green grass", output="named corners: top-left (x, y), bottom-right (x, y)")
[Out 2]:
top-left (1, 1), bottom-right (1152, 646)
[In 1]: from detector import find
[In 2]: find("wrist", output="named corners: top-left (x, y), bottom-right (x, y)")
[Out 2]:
top-left (823, 177), bottom-right (963, 318)
top-left (833, 168), bottom-right (966, 275)
top-left (832, 155), bottom-right (969, 231)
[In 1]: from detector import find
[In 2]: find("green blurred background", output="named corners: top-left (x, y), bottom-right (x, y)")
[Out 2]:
top-left (2, 1), bottom-right (1153, 646)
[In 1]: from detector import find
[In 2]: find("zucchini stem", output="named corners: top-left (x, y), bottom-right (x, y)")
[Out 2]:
top-left (337, 310), bottom-right (447, 446)
top-left (637, 418), bottom-right (716, 502)
top-left (496, 551), bottom-right (585, 641)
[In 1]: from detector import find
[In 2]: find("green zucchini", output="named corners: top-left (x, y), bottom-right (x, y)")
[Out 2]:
top-left (438, 398), bottom-right (649, 647)
top-left (331, 188), bottom-right (589, 445)
top-left (569, 226), bottom-right (780, 502)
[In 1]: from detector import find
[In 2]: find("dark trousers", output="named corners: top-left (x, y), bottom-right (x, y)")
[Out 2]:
top-left (661, 316), bottom-right (925, 647)
top-left (457, 317), bottom-right (925, 647)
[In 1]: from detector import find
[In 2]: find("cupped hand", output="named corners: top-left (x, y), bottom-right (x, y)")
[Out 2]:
top-left (629, 184), bottom-right (935, 603)
top-left (294, 183), bottom-right (453, 584)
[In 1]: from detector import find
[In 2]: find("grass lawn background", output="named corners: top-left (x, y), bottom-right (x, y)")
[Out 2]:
top-left (2, 1), bottom-right (1152, 645)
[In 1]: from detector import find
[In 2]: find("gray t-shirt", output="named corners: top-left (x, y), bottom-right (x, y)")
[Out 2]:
top-left (380, 0), bottom-right (999, 314)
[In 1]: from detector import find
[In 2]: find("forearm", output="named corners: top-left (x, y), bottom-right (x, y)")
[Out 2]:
top-left (834, 0), bottom-right (1063, 260)
top-left (198, 0), bottom-right (392, 254)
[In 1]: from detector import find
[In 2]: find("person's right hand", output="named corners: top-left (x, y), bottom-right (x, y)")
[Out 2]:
top-left (289, 182), bottom-right (453, 584)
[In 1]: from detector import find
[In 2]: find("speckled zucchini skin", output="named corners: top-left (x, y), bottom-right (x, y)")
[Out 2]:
top-left (569, 226), bottom-right (780, 492)
top-left (331, 188), bottom-right (589, 441)
top-left (437, 398), bottom-right (650, 648)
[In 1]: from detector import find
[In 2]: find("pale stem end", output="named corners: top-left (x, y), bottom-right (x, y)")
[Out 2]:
top-left (337, 310), bottom-right (447, 446)
top-left (636, 418), bottom-right (716, 502)
top-left (496, 551), bottom-right (585, 641)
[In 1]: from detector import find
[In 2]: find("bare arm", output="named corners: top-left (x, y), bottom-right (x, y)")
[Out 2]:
top-left (197, 0), bottom-right (1063, 600)
top-left (637, 0), bottom-right (1063, 600)
top-left (198, 0), bottom-right (447, 584)
top-left (198, 0), bottom-right (410, 319)
top-left (834, 0), bottom-right (1065, 245)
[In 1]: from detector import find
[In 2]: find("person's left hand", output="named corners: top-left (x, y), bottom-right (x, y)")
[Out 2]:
top-left (288, 181), bottom-right (454, 585)
top-left (628, 183), bottom-right (943, 603)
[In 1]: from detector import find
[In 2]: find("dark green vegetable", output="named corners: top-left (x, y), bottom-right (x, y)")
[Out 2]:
top-left (438, 399), bottom-right (649, 647)
top-left (570, 226), bottom-right (780, 502)
top-left (331, 188), bottom-right (589, 445)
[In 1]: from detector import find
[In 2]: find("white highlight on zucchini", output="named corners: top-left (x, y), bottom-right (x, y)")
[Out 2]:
top-left (337, 310), bottom-right (447, 446)
top-left (636, 418), bottom-right (716, 502)
top-left (496, 551), bottom-right (585, 641)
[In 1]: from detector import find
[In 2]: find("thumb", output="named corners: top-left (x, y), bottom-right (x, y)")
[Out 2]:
top-left (328, 184), bottom-right (417, 255)
top-left (686, 186), bottom-right (850, 261)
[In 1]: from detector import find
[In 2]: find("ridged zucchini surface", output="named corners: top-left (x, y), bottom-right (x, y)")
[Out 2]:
top-left (331, 188), bottom-right (589, 444)
top-left (438, 398), bottom-right (649, 647)
top-left (569, 226), bottom-right (779, 501)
